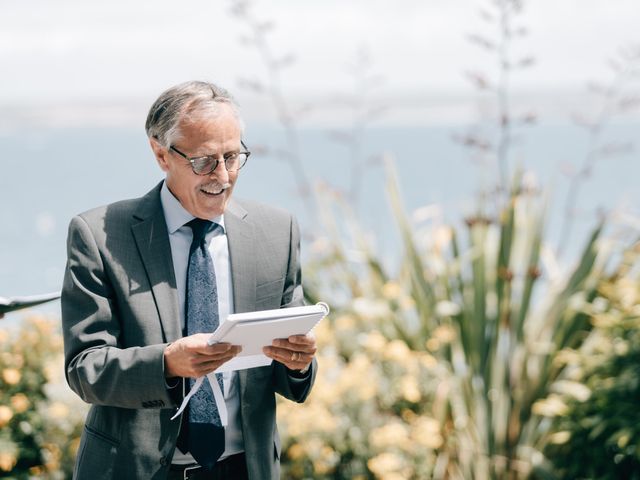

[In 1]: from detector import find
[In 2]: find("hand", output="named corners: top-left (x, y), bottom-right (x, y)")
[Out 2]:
top-left (263, 333), bottom-right (317, 371)
top-left (164, 333), bottom-right (241, 378)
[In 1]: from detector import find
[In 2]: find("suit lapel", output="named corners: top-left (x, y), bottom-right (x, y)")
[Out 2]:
top-left (225, 200), bottom-right (256, 396)
top-left (225, 200), bottom-right (256, 315)
top-left (131, 183), bottom-right (182, 343)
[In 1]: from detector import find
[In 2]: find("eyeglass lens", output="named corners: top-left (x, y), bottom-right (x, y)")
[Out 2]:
top-left (192, 154), bottom-right (247, 175)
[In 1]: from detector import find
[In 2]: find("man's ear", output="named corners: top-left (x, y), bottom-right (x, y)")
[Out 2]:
top-left (149, 137), bottom-right (170, 172)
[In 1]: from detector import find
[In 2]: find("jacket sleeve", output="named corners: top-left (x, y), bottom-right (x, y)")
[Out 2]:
top-left (61, 214), bottom-right (176, 409)
top-left (272, 215), bottom-right (317, 402)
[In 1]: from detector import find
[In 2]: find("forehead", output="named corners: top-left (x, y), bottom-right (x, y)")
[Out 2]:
top-left (177, 104), bottom-right (242, 147)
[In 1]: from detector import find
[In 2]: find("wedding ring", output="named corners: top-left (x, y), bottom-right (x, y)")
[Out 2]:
top-left (291, 352), bottom-right (299, 362)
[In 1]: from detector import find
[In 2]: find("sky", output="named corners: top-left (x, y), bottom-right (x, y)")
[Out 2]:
top-left (1, 0), bottom-right (639, 127)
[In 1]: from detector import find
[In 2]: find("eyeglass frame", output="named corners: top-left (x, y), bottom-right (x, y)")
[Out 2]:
top-left (169, 140), bottom-right (251, 175)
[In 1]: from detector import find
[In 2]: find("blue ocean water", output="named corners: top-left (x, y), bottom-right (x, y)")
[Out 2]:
top-left (1, 121), bottom-right (639, 319)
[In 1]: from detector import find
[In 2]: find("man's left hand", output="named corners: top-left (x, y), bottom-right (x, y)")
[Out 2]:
top-left (263, 333), bottom-right (317, 371)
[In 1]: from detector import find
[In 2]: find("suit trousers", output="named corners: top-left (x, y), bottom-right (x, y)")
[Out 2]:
top-left (167, 453), bottom-right (248, 480)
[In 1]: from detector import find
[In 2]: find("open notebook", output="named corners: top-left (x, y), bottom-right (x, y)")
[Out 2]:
top-left (207, 302), bottom-right (329, 373)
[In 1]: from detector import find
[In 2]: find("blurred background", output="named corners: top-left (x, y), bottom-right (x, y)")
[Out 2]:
top-left (1, 0), bottom-right (639, 308)
top-left (2, 1), bottom-right (640, 478)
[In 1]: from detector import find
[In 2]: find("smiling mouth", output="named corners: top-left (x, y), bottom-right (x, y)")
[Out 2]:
top-left (200, 182), bottom-right (231, 196)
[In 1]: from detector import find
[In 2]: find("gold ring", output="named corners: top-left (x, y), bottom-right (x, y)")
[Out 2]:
top-left (291, 352), bottom-right (296, 361)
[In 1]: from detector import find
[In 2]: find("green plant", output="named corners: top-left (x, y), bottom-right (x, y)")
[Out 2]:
top-left (0, 316), bottom-right (86, 479)
top-left (277, 163), bottom-right (613, 479)
top-left (542, 241), bottom-right (640, 479)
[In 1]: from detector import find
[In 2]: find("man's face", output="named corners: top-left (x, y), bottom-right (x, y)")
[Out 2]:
top-left (152, 105), bottom-right (242, 219)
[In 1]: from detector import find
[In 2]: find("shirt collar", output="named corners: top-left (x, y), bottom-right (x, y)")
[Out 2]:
top-left (160, 180), bottom-right (225, 234)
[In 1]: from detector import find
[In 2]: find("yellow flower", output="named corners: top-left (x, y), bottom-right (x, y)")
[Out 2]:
top-left (370, 423), bottom-right (410, 451)
top-left (411, 417), bottom-right (443, 449)
top-left (548, 431), bottom-right (571, 445)
top-left (532, 395), bottom-right (569, 417)
top-left (48, 402), bottom-right (69, 419)
top-left (313, 445), bottom-right (338, 475)
top-left (314, 321), bottom-right (333, 346)
top-left (0, 452), bottom-right (17, 472)
top-left (29, 466), bottom-right (45, 476)
top-left (335, 314), bottom-right (356, 331)
top-left (334, 353), bottom-right (378, 401)
top-left (367, 452), bottom-right (405, 477)
top-left (432, 324), bottom-right (457, 343)
top-left (418, 352), bottom-right (438, 369)
top-left (363, 331), bottom-right (387, 354)
top-left (10, 393), bottom-right (30, 413)
top-left (425, 338), bottom-right (441, 352)
top-left (385, 340), bottom-right (410, 363)
top-left (400, 375), bottom-right (421, 403)
top-left (69, 437), bottom-right (82, 457)
top-left (382, 282), bottom-right (402, 300)
top-left (552, 380), bottom-right (591, 402)
top-left (1, 352), bottom-right (21, 367)
top-left (42, 443), bottom-right (62, 472)
top-left (0, 405), bottom-right (13, 427)
top-left (287, 443), bottom-right (305, 460)
top-left (2, 368), bottom-right (21, 385)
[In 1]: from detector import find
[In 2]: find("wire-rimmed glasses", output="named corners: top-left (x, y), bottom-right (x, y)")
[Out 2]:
top-left (169, 141), bottom-right (250, 175)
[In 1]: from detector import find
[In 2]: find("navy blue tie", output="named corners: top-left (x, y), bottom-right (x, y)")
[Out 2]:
top-left (179, 218), bottom-right (225, 470)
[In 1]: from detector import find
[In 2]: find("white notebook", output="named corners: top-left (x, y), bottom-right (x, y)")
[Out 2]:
top-left (207, 302), bottom-right (329, 373)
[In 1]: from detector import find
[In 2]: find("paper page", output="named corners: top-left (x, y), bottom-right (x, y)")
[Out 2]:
top-left (207, 303), bottom-right (329, 371)
top-left (214, 354), bottom-right (273, 373)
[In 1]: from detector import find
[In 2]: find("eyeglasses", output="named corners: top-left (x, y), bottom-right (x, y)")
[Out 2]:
top-left (169, 141), bottom-right (251, 175)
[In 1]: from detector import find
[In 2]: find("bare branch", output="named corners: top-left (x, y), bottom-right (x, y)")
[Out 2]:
top-left (464, 70), bottom-right (492, 90)
top-left (467, 33), bottom-right (496, 51)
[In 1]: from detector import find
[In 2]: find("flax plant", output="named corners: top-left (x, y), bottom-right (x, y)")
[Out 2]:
top-left (386, 162), bottom-right (610, 479)
top-left (278, 161), bottom-right (612, 479)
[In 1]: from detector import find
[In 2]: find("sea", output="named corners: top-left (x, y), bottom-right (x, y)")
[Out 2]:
top-left (1, 121), bottom-right (639, 321)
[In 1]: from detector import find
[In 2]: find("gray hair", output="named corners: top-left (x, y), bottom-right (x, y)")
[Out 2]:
top-left (145, 81), bottom-right (243, 148)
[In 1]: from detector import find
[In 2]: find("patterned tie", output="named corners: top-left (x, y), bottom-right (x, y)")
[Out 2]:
top-left (177, 218), bottom-right (225, 470)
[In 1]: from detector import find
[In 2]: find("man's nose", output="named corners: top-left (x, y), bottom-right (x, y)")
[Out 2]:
top-left (210, 160), bottom-right (230, 182)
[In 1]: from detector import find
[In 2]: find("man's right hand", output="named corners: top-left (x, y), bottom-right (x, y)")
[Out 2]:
top-left (163, 333), bottom-right (241, 378)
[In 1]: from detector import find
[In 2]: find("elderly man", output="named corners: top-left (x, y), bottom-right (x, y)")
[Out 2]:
top-left (61, 81), bottom-right (317, 479)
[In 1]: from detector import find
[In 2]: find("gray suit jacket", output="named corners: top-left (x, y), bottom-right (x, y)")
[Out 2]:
top-left (61, 182), bottom-right (316, 479)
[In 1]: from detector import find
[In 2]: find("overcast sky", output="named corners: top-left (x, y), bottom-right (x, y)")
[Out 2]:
top-left (1, 0), bottom-right (639, 126)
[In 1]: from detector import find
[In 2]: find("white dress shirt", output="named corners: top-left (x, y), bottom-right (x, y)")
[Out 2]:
top-left (160, 181), bottom-right (244, 464)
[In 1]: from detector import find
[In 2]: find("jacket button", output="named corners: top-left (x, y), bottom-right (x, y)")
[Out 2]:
top-left (160, 456), bottom-right (168, 466)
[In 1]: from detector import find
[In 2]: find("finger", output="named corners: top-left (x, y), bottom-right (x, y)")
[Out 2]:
top-left (272, 339), bottom-right (316, 354)
top-left (287, 334), bottom-right (315, 345)
top-left (263, 346), bottom-right (313, 368)
top-left (195, 345), bottom-right (242, 361)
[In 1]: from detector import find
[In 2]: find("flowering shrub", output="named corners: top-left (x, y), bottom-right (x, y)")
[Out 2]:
top-left (278, 170), bottom-right (614, 479)
top-left (0, 315), bottom-right (86, 479)
top-left (542, 243), bottom-right (640, 478)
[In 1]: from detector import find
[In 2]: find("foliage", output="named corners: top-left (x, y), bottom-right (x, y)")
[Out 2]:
top-left (0, 316), bottom-right (86, 479)
top-left (277, 165), bottom-right (613, 479)
top-left (542, 242), bottom-right (640, 479)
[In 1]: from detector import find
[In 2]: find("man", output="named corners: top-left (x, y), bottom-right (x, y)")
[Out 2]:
top-left (61, 81), bottom-right (317, 479)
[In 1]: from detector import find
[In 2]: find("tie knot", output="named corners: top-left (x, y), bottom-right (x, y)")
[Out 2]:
top-left (187, 218), bottom-right (215, 243)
